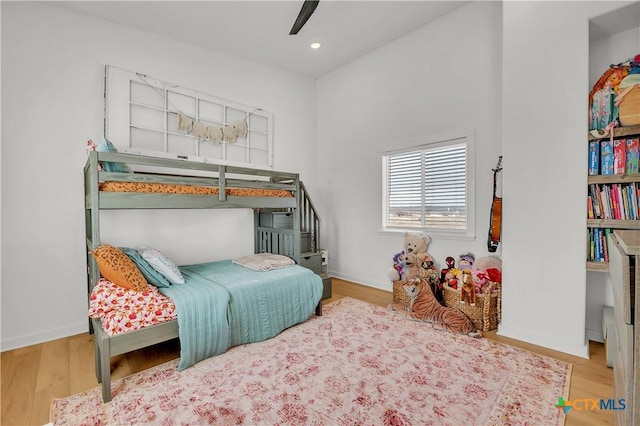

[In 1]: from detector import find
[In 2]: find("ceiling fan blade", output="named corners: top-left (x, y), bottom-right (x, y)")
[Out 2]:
top-left (289, 0), bottom-right (319, 35)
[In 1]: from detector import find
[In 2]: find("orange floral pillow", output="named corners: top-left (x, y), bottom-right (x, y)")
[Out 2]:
top-left (91, 244), bottom-right (150, 292)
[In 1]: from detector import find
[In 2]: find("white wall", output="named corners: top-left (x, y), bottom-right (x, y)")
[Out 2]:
top-left (586, 26), bottom-right (640, 343)
top-left (0, 2), bottom-right (317, 350)
top-left (317, 1), bottom-right (503, 290)
top-left (590, 27), bottom-right (640, 85)
top-left (500, 1), bottom-right (635, 358)
top-left (2, 0), bottom-right (636, 358)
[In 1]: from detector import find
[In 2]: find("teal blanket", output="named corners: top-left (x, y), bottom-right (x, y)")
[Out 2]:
top-left (159, 270), bottom-right (230, 371)
top-left (160, 260), bottom-right (323, 370)
top-left (181, 261), bottom-right (323, 347)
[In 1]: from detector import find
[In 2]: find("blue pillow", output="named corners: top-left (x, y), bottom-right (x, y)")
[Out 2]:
top-left (119, 247), bottom-right (172, 288)
top-left (98, 139), bottom-right (132, 173)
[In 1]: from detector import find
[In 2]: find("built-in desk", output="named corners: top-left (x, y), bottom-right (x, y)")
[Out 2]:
top-left (609, 230), bottom-right (640, 425)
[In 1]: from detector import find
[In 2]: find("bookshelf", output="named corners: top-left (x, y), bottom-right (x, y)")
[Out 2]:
top-left (587, 125), bottom-right (640, 271)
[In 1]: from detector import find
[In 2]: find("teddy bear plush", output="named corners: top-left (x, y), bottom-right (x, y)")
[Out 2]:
top-left (387, 232), bottom-right (433, 281)
top-left (404, 252), bottom-right (434, 278)
top-left (404, 231), bottom-right (430, 255)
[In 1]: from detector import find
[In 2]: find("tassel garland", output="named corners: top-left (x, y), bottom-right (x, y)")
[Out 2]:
top-left (177, 112), bottom-right (248, 144)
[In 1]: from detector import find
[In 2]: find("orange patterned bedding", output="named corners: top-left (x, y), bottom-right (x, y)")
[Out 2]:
top-left (89, 278), bottom-right (177, 336)
top-left (99, 181), bottom-right (293, 197)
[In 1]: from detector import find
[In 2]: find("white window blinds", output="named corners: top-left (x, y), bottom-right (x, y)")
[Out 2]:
top-left (383, 140), bottom-right (469, 233)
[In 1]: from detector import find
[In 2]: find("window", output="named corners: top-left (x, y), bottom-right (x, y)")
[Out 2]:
top-left (105, 65), bottom-right (274, 169)
top-left (382, 134), bottom-right (475, 238)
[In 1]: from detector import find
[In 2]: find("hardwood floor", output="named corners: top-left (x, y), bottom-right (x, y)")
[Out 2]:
top-left (2, 278), bottom-right (613, 425)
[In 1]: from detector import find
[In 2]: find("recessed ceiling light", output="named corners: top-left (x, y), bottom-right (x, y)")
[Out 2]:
top-left (310, 42), bottom-right (322, 50)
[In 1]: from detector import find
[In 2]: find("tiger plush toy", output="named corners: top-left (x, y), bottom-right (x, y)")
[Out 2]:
top-left (389, 277), bottom-right (482, 338)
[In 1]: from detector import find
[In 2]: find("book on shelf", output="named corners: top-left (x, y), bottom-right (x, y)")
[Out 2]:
top-left (614, 184), bottom-right (623, 219)
top-left (587, 182), bottom-right (640, 221)
top-left (601, 185), bottom-right (611, 219)
top-left (611, 185), bottom-right (619, 219)
top-left (601, 140), bottom-right (614, 175)
top-left (629, 184), bottom-right (636, 220)
top-left (626, 138), bottom-right (639, 174)
top-left (589, 140), bottom-right (600, 176)
top-left (614, 138), bottom-right (626, 175)
top-left (623, 186), bottom-right (631, 220)
top-left (587, 228), bottom-right (610, 263)
top-left (589, 183), bottom-right (603, 219)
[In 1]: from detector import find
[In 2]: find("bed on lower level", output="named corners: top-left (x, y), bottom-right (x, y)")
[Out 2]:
top-left (90, 252), bottom-right (323, 403)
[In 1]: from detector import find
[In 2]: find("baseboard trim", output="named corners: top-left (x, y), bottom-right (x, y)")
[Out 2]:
top-left (498, 323), bottom-right (590, 359)
top-left (587, 328), bottom-right (604, 344)
top-left (327, 270), bottom-right (392, 293)
top-left (1, 322), bottom-right (88, 352)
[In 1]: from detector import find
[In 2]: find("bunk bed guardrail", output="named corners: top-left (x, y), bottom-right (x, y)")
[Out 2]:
top-left (299, 181), bottom-right (320, 253)
top-left (85, 151), bottom-right (299, 210)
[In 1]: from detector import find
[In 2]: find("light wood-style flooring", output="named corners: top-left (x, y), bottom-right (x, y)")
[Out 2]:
top-left (2, 278), bottom-right (613, 425)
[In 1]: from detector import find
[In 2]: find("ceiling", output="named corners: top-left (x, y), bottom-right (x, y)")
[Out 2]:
top-left (51, 1), bottom-right (470, 79)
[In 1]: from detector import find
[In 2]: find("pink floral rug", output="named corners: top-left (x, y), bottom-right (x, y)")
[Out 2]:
top-left (51, 297), bottom-right (570, 425)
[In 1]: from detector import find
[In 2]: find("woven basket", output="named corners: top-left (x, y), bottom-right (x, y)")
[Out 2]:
top-left (619, 85), bottom-right (640, 126)
top-left (442, 282), bottom-right (501, 331)
top-left (392, 280), bottom-right (411, 308)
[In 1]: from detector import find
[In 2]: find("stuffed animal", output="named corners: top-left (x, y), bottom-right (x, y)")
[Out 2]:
top-left (471, 269), bottom-right (488, 293)
top-left (418, 253), bottom-right (442, 304)
top-left (440, 256), bottom-right (455, 284)
top-left (486, 267), bottom-right (502, 284)
top-left (405, 252), bottom-right (431, 279)
top-left (460, 270), bottom-right (476, 306)
top-left (404, 252), bottom-right (441, 302)
top-left (389, 277), bottom-right (481, 338)
top-left (474, 256), bottom-right (502, 272)
top-left (446, 267), bottom-right (462, 289)
top-left (387, 250), bottom-right (407, 281)
top-left (458, 253), bottom-right (475, 271)
top-left (404, 231), bottom-right (430, 255)
top-left (387, 232), bottom-right (433, 281)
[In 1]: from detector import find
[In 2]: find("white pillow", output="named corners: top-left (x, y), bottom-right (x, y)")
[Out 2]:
top-left (136, 247), bottom-right (185, 285)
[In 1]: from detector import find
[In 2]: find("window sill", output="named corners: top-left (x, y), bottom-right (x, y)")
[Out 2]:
top-left (378, 228), bottom-right (475, 241)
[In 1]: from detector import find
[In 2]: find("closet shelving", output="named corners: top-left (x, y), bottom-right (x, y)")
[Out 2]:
top-left (587, 124), bottom-right (640, 272)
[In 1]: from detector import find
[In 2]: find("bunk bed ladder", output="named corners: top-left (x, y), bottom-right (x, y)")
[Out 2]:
top-left (298, 181), bottom-right (331, 302)
top-left (254, 180), bottom-right (321, 264)
top-left (298, 181), bottom-right (320, 254)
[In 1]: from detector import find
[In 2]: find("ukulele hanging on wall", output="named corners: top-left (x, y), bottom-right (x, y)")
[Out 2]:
top-left (487, 156), bottom-right (503, 252)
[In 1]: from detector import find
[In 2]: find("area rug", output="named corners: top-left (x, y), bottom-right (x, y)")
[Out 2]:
top-left (51, 297), bottom-right (570, 425)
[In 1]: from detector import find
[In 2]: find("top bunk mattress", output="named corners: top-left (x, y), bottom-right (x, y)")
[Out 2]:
top-left (86, 152), bottom-right (299, 209)
top-left (99, 181), bottom-right (294, 198)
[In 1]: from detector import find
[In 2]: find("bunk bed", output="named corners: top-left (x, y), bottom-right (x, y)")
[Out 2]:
top-left (84, 151), bottom-right (324, 402)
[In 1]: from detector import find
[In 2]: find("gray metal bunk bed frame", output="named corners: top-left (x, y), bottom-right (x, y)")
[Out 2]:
top-left (84, 151), bottom-right (321, 402)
